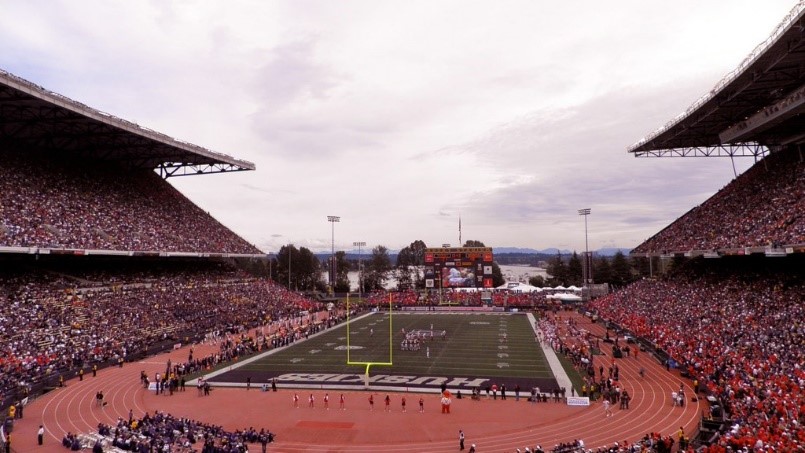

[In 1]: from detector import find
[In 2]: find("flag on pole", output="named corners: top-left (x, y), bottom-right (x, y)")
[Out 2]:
top-left (458, 215), bottom-right (462, 246)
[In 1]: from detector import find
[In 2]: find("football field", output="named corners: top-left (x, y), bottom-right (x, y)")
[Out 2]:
top-left (208, 312), bottom-right (559, 393)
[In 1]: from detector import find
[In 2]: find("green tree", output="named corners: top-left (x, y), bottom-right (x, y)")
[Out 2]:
top-left (529, 275), bottom-right (546, 288)
top-left (394, 267), bottom-right (414, 291)
top-left (396, 240), bottom-right (428, 267)
top-left (463, 239), bottom-right (485, 247)
top-left (632, 255), bottom-right (660, 279)
top-left (593, 255), bottom-right (612, 284)
top-left (364, 245), bottom-right (393, 291)
top-left (277, 244), bottom-right (322, 290)
top-left (568, 252), bottom-right (583, 286)
top-left (491, 261), bottom-right (505, 287)
top-left (632, 256), bottom-right (649, 278)
top-left (610, 251), bottom-right (632, 287)
top-left (276, 245), bottom-right (294, 290)
top-left (334, 251), bottom-right (351, 293)
top-left (296, 247), bottom-right (323, 290)
top-left (546, 252), bottom-right (567, 285)
top-left (234, 256), bottom-right (271, 278)
top-left (396, 240), bottom-right (427, 290)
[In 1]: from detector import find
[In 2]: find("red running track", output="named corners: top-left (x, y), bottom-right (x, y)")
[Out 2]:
top-left (9, 313), bottom-right (703, 452)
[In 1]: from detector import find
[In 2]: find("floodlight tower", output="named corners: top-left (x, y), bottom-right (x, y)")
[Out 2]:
top-left (327, 216), bottom-right (340, 292)
top-left (578, 208), bottom-right (591, 300)
top-left (288, 244), bottom-right (293, 289)
top-left (353, 241), bottom-right (366, 300)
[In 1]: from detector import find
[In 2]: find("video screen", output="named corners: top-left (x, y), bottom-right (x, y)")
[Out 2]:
top-left (441, 266), bottom-right (476, 288)
top-left (423, 247), bottom-right (493, 289)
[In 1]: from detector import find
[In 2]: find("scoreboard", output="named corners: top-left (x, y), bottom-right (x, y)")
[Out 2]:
top-left (424, 247), bottom-right (494, 289)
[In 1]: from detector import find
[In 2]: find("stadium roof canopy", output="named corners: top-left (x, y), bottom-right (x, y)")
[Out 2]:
top-left (0, 69), bottom-right (255, 177)
top-left (628, 2), bottom-right (805, 158)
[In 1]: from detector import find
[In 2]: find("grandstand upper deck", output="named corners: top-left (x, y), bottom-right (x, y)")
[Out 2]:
top-left (0, 148), bottom-right (263, 256)
top-left (0, 69), bottom-right (254, 177)
top-left (628, 2), bottom-right (805, 158)
top-left (631, 147), bottom-right (804, 256)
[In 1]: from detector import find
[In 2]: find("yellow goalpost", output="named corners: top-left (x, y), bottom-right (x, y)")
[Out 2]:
top-left (346, 293), bottom-right (393, 387)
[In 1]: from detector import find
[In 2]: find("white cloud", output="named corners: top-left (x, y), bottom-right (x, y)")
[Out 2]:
top-left (0, 0), bottom-right (793, 253)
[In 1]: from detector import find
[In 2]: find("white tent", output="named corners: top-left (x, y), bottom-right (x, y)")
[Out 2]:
top-left (567, 285), bottom-right (582, 292)
top-left (515, 284), bottom-right (542, 293)
top-left (554, 285), bottom-right (567, 291)
top-left (497, 282), bottom-right (542, 293)
top-left (452, 287), bottom-right (480, 293)
top-left (551, 292), bottom-right (582, 302)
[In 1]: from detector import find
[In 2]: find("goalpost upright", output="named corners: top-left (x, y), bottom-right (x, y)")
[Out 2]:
top-left (346, 292), bottom-right (393, 387)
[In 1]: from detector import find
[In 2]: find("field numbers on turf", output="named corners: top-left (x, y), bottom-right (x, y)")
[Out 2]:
top-left (497, 363), bottom-right (510, 368)
top-left (290, 358), bottom-right (303, 363)
top-left (309, 349), bottom-right (321, 354)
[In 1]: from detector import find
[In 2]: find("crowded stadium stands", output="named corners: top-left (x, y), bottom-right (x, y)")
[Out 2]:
top-left (632, 147), bottom-right (804, 255)
top-left (0, 259), bottom-right (322, 406)
top-left (0, 149), bottom-right (260, 254)
top-left (588, 257), bottom-right (804, 451)
top-left (62, 410), bottom-right (273, 452)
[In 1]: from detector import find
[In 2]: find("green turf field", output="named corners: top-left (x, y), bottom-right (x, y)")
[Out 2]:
top-left (213, 312), bottom-right (559, 392)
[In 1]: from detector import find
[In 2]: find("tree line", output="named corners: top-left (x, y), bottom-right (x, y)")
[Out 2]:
top-left (239, 241), bottom-right (656, 293)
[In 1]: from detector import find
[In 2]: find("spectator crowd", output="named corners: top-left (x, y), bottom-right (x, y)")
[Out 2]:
top-left (62, 410), bottom-right (273, 452)
top-left (0, 261), bottom-right (325, 406)
top-left (588, 261), bottom-right (804, 451)
top-left (633, 148), bottom-right (804, 254)
top-left (0, 149), bottom-right (261, 254)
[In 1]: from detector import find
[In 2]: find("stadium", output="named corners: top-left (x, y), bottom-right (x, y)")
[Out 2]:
top-left (1, 3), bottom-right (804, 453)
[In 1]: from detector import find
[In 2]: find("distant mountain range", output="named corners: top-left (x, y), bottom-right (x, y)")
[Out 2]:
top-left (492, 247), bottom-right (632, 256)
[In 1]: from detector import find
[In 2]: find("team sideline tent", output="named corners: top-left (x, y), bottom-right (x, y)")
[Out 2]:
top-left (496, 282), bottom-right (543, 293)
top-left (548, 293), bottom-right (583, 302)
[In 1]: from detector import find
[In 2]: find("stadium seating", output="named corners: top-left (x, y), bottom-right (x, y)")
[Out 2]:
top-left (588, 259), bottom-right (804, 451)
top-left (633, 148), bottom-right (804, 254)
top-left (63, 411), bottom-right (273, 452)
top-left (0, 149), bottom-right (260, 254)
top-left (0, 261), bottom-right (320, 403)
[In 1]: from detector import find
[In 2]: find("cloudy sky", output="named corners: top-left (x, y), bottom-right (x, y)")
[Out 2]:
top-left (0, 0), bottom-right (797, 253)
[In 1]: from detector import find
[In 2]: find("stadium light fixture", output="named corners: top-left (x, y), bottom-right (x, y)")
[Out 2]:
top-left (328, 216), bottom-right (340, 292)
top-left (578, 208), bottom-right (591, 300)
top-left (288, 244), bottom-right (293, 289)
top-left (353, 241), bottom-right (366, 300)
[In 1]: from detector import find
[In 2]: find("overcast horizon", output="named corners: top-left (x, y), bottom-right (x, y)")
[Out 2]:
top-left (1, 1), bottom-right (796, 254)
